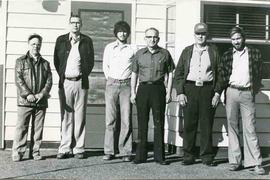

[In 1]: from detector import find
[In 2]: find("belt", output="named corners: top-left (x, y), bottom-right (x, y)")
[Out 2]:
top-left (229, 84), bottom-right (251, 91)
top-left (140, 81), bottom-right (163, 85)
top-left (65, 75), bottom-right (82, 81)
top-left (108, 77), bottom-right (130, 83)
top-left (185, 80), bottom-right (213, 86)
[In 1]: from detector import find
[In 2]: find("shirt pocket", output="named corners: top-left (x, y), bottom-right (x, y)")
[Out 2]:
top-left (157, 57), bottom-right (166, 72)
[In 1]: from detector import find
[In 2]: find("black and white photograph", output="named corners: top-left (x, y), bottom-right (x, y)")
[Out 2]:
top-left (0, 0), bottom-right (270, 179)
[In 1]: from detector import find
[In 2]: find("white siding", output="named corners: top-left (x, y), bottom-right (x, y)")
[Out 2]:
top-left (4, 0), bottom-right (70, 142)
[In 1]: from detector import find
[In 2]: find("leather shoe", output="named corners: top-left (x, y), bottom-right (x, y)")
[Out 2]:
top-left (181, 159), bottom-right (195, 165)
top-left (229, 164), bottom-right (242, 171)
top-left (102, 154), bottom-right (114, 160)
top-left (122, 156), bottom-right (132, 162)
top-left (203, 161), bottom-right (217, 167)
top-left (156, 160), bottom-right (169, 165)
top-left (57, 153), bottom-right (73, 159)
top-left (74, 153), bottom-right (86, 159)
top-left (132, 160), bottom-right (145, 164)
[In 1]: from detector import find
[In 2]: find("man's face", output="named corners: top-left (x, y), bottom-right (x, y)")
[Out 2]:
top-left (116, 31), bottom-right (129, 42)
top-left (144, 29), bottom-right (159, 48)
top-left (28, 37), bottom-right (41, 56)
top-left (194, 32), bottom-right (207, 46)
top-left (231, 33), bottom-right (245, 51)
top-left (69, 17), bottom-right (81, 33)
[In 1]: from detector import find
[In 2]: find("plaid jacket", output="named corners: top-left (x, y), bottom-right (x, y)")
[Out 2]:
top-left (219, 46), bottom-right (263, 97)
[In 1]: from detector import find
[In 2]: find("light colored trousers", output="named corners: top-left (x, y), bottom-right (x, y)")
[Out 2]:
top-left (58, 79), bottom-right (88, 154)
top-left (12, 106), bottom-right (46, 157)
top-left (226, 87), bottom-right (262, 167)
top-left (104, 77), bottom-right (132, 156)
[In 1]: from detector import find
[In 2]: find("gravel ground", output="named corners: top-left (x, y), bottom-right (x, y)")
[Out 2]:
top-left (0, 149), bottom-right (270, 179)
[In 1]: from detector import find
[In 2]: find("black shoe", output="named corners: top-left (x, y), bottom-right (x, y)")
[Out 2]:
top-left (57, 153), bottom-right (73, 159)
top-left (181, 159), bottom-right (195, 165)
top-left (156, 160), bottom-right (169, 165)
top-left (122, 156), bottom-right (132, 162)
top-left (132, 160), bottom-right (145, 164)
top-left (202, 161), bottom-right (217, 167)
top-left (74, 153), bottom-right (86, 159)
top-left (102, 154), bottom-right (114, 161)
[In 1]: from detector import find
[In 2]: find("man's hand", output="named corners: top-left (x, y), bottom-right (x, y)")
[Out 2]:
top-left (34, 93), bottom-right (44, 103)
top-left (177, 94), bottom-right (187, 107)
top-left (212, 93), bottom-right (220, 108)
top-left (26, 94), bottom-right (36, 103)
top-left (166, 93), bottom-right (171, 104)
top-left (130, 93), bottom-right (136, 104)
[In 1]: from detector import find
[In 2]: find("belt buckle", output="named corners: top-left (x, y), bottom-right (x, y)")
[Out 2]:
top-left (195, 80), bottom-right (203, 87)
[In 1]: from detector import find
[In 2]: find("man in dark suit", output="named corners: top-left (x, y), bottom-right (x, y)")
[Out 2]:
top-left (174, 23), bottom-right (221, 166)
top-left (54, 14), bottom-right (94, 159)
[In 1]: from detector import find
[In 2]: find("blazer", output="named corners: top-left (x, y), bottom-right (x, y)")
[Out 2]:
top-left (174, 44), bottom-right (221, 95)
top-left (53, 33), bottom-right (94, 89)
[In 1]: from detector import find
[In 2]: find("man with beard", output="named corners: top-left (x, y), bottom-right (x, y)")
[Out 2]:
top-left (174, 23), bottom-right (220, 166)
top-left (130, 27), bottom-right (174, 165)
top-left (102, 21), bottom-right (137, 162)
top-left (219, 26), bottom-right (265, 175)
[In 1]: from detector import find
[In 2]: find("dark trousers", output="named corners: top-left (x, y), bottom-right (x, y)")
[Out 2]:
top-left (183, 83), bottom-right (215, 162)
top-left (135, 83), bottom-right (166, 162)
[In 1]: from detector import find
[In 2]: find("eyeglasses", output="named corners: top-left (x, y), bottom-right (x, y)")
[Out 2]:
top-left (195, 32), bottom-right (207, 36)
top-left (145, 36), bottom-right (159, 39)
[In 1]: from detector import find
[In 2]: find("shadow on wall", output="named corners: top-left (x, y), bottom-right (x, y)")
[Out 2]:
top-left (42, 0), bottom-right (60, 12)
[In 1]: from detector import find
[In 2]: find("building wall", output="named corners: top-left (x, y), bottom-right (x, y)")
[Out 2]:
top-left (168, 0), bottom-right (270, 147)
top-left (2, 0), bottom-right (176, 147)
top-left (4, 0), bottom-right (70, 142)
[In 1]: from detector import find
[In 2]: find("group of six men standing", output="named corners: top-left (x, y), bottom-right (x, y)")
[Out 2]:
top-left (11, 14), bottom-right (265, 175)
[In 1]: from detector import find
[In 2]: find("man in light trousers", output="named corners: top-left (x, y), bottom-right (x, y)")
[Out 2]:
top-left (102, 21), bottom-right (137, 162)
top-left (219, 26), bottom-right (265, 175)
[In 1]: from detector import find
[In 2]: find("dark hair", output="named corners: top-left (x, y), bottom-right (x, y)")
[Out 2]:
top-left (113, 21), bottom-right (131, 37)
top-left (230, 26), bottom-right (246, 39)
top-left (69, 14), bottom-right (82, 24)
top-left (28, 33), bottom-right (43, 42)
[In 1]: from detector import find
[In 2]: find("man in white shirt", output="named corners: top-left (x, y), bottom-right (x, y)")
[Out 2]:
top-left (220, 27), bottom-right (265, 175)
top-left (102, 21), bottom-right (137, 162)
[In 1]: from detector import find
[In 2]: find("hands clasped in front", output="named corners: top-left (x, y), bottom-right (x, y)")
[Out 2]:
top-left (26, 93), bottom-right (44, 103)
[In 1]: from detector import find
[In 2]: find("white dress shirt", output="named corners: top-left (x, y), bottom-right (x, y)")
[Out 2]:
top-left (65, 34), bottom-right (81, 78)
top-left (103, 40), bottom-right (137, 80)
top-left (229, 47), bottom-right (250, 87)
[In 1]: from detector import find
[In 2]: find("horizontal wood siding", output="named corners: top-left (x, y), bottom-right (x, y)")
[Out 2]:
top-left (4, 0), bottom-right (70, 143)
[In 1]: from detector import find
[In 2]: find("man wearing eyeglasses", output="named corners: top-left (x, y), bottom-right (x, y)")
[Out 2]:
top-left (130, 27), bottom-right (175, 165)
top-left (54, 15), bottom-right (94, 159)
top-left (174, 23), bottom-right (221, 166)
top-left (12, 34), bottom-right (52, 162)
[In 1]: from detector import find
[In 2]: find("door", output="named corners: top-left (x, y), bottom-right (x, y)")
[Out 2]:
top-left (71, 2), bottom-right (132, 148)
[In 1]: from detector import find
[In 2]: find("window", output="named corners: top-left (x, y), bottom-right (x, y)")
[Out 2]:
top-left (203, 3), bottom-right (270, 79)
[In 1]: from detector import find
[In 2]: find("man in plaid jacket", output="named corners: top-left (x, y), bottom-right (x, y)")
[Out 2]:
top-left (219, 26), bottom-right (265, 175)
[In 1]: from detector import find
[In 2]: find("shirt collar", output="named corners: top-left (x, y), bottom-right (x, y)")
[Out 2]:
top-left (27, 51), bottom-right (41, 63)
top-left (112, 40), bottom-right (128, 49)
top-left (142, 46), bottom-right (161, 54)
top-left (233, 46), bottom-right (247, 56)
top-left (194, 44), bottom-right (208, 53)
top-left (69, 33), bottom-right (80, 42)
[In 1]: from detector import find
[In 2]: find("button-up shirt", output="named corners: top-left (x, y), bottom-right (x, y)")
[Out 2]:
top-left (131, 47), bottom-right (175, 82)
top-left (186, 45), bottom-right (213, 82)
top-left (103, 40), bottom-right (137, 80)
top-left (65, 33), bottom-right (81, 78)
top-left (229, 47), bottom-right (250, 87)
top-left (29, 53), bottom-right (41, 94)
